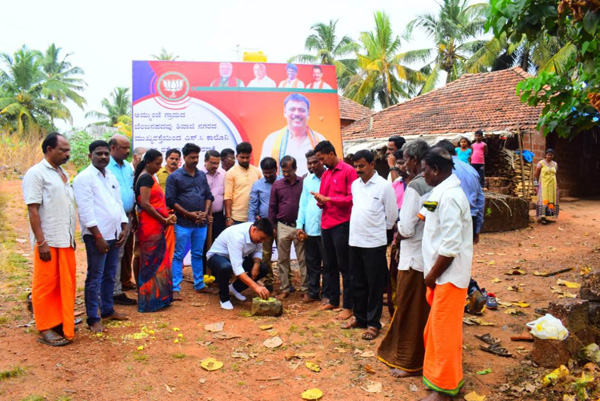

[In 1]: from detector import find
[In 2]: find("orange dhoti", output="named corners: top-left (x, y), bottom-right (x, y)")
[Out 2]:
top-left (423, 283), bottom-right (468, 396)
top-left (32, 246), bottom-right (76, 339)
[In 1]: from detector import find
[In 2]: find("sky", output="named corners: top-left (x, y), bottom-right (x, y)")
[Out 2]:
top-left (0, 0), bottom-right (459, 131)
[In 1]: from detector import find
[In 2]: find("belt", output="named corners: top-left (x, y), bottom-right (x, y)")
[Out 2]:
top-left (279, 221), bottom-right (296, 228)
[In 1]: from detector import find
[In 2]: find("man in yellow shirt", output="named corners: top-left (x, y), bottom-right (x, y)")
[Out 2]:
top-left (157, 148), bottom-right (181, 191)
top-left (224, 142), bottom-right (262, 226)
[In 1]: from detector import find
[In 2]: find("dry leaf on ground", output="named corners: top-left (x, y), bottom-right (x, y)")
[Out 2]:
top-left (361, 381), bottom-right (382, 393)
top-left (264, 336), bottom-right (283, 348)
top-left (259, 324), bottom-right (273, 330)
top-left (301, 388), bottom-right (323, 400)
top-left (512, 301), bottom-right (530, 308)
top-left (200, 357), bottom-right (223, 371)
top-left (557, 279), bottom-right (581, 289)
top-left (204, 322), bottom-right (224, 332)
top-left (305, 361), bottom-right (321, 372)
top-left (464, 391), bottom-right (486, 401)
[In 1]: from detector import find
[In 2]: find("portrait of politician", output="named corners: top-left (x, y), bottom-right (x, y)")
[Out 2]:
top-left (278, 63), bottom-right (304, 89)
top-left (260, 93), bottom-right (325, 177)
top-left (210, 62), bottom-right (245, 87)
top-left (306, 65), bottom-right (332, 89)
top-left (247, 63), bottom-right (276, 88)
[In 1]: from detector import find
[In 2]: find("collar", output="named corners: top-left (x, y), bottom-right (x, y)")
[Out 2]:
top-left (180, 166), bottom-right (200, 177)
top-left (88, 163), bottom-right (107, 177)
top-left (242, 223), bottom-right (254, 245)
top-left (431, 174), bottom-right (461, 195)
top-left (41, 158), bottom-right (62, 172)
top-left (358, 171), bottom-right (379, 186)
top-left (109, 156), bottom-right (128, 168)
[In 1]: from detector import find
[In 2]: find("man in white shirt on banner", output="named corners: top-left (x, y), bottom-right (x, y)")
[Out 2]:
top-left (306, 65), bottom-right (332, 89)
top-left (260, 93), bottom-right (325, 176)
top-left (247, 63), bottom-right (276, 88)
top-left (342, 149), bottom-right (397, 341)
top-left (73, 140), bottom-right (130, 334)
top-left (206, 219), bottom-right (273, 310)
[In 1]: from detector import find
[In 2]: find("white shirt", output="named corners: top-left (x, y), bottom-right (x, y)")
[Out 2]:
top-left (397, 175), bottom-right (431, 272)
top-left (247, 76), bottom-right (276, 88)
top-left (73, 164), bottom-right (128, 241)
top-left (307, 81), bottom-right (332, 89)
top-left (206, 222), bottom-right (262, 276)
top-left (22, 159), bottom-right (76, 248)
top-left (421, 174), bottom-right (473, 288)
top-left (260, 128), bottom-right (326, 177)
top-left (349, 172), bottom-right (397, 248)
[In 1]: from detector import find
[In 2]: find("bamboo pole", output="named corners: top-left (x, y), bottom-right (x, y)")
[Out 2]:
top-left (517, 127), bottom-right (527, 199)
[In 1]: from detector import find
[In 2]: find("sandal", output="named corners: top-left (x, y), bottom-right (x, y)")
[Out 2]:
top-left (475, 333), bottom-right (500, 345)
top-left (341, 318), bottom-right (363, 330)
top-left (362, 326), bottom-right (380, 341)
top-left (480, 344), bottom-right (512, 357)
top-left (37, 330), bottom-right (70, 347)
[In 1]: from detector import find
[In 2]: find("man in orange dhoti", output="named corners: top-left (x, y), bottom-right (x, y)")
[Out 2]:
top-left (420, 148), bottom-right (473, 400)
top-left (22, 133), bottom-right (77, 346)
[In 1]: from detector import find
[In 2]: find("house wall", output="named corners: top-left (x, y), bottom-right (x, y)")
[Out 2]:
top-left (541, 129), bottom-right (600, 197)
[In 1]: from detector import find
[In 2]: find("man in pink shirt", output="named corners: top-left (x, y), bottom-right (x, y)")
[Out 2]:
top-left (201, 150), bottom-right (226, 252)
top-left (311, 141), bottom-right (358, 320)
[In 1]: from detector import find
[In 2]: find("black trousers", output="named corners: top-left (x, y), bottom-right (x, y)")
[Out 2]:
top-left (322, 222), bottom-right (353, 309)
top-left (305, 235), bottom-right (328, 300)
top-left (203, 212), bottom-right (227, 274)
top-left (207, 254), bottom-right (269, 302)
top-left (350, 245), bottom-right (388, 329)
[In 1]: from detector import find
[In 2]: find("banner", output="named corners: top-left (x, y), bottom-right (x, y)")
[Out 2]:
top-left (132, 61), bottom-right (342, 175)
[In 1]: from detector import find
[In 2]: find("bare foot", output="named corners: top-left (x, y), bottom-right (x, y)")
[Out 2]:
top-left (89, 322), bottom-right (106, 333)
top-left (319, 303), bottom-right (335, 311)
top-left (173, 291), bottom-right (182, 301)
top-left (389, 368), bottom-right (422, 378)
top-left (419, 392), bottom-right (452, 401)
top-left (103, 311), bottom-right (129, 321)
top-left (341, 318), bottom-right (360, 330)
top-left (336, 308), bottom-right (353, 320)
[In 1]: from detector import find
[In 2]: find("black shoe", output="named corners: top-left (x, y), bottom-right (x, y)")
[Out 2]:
top-left (289, 285), bottom-right (296, 294)
top-left (113, 293), bottom-right (137, 305)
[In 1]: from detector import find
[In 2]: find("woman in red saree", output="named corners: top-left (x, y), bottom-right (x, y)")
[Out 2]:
top-left (134, 149), bottom-right (176, 312)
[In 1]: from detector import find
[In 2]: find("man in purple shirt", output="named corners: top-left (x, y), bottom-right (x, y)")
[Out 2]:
top-left (269, 156), bottom-right (306, 299)
top-left (201, 150), bottom-right (226, 241)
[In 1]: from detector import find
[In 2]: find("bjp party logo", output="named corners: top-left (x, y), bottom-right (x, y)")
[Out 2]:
top-left (157, 72), bottom-right (189, 101)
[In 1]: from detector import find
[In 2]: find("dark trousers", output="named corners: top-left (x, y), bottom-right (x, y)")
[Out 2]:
top-left (83, 235), bottom-right (120, 325)
top-left (322, 222), bottom-right (353, 309)
top-left (207, 254), bottom-right (269, 302)
top-left (472, 163), bottom-right (485, 187)
top-left (305, 235), bottom-right (327, 300)
top-left (350, 245), bottom-right (388, 329)
top-left (202, 212), bottom-right (227, 275)
top-left (120, 228), bottom-right (134, 285)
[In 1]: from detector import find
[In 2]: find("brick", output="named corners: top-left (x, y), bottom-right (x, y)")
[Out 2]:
top-left (531, 337), bottom-right (578, 368)
top-left (548, 299), bottom-right (590, 333)
top-left (581, 271), bottom-right (600, 301)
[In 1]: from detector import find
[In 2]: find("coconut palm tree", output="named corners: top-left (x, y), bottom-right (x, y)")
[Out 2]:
top-left (85, 87), bottom-right (131, 126)
top-left (0, 45), bottom-right (70, 134)
top-left (408, 0), bottom-right (488, 92)
top-left (289, 19), bottom-right (359, 87)
top-left (343, 11), bottom-right (427, 108)
top-left (151, 48), bottom-right (179, 61)
top-left (40, 43), bottom-right (86, 110)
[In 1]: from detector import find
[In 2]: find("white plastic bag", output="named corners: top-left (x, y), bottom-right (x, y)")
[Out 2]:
top-left (526, 313), bottom-right (569, 341)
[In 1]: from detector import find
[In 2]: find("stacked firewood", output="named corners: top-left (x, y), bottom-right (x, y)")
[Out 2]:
top-left (486, 145), bottom-right (517, 195)
top-left (513, 153), bottom-right (534, 198)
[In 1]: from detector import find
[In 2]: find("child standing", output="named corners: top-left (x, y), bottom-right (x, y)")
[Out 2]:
top-left (470, 130), bottom-right (487, 188)
top-left (455, 137), bottom-right (472, 164)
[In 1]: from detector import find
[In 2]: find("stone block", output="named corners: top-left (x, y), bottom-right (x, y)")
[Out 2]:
top-left (589, 302), bottom-right (600, 328)
top-left (548, 299), bottom-right (589, 333)
top-left (531, 337), bottom-right (578, 368)
top-left (251, 297), bottom-right (283, 317)
top-left (580, 271), bottom-right (600, 301)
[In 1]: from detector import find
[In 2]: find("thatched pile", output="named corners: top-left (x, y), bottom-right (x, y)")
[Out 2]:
top-left (481, 193), bottom-right (530, 233)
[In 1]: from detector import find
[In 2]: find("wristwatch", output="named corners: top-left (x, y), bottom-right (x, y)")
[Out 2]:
top-left (225, 217), bottom-right (233, 221)
top-left (389, 167), bottom-right (400, 172)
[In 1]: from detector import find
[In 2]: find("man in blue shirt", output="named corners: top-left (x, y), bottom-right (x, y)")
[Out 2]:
top-left (247, 157), bottom-right (277, 292)
top-left (107, 134), bottom-right (137, 306)
top-left (166, 143), bottom-right (215, 300)
top-left (296, 150), bottom-right (328, 303)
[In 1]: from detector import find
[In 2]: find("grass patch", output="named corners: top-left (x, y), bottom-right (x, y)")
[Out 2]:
top-left (173, 353), bottom-right (186, 359)
top-left (0, 366), bottom-right (26, 380)
top-left (132, 352), bottom-right (148, 362)
top-left (20, 396), bottom-right (44, 401)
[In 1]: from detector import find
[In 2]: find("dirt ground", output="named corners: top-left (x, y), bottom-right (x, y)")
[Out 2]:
top-left (0, 178), bottom-right (599, 401)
